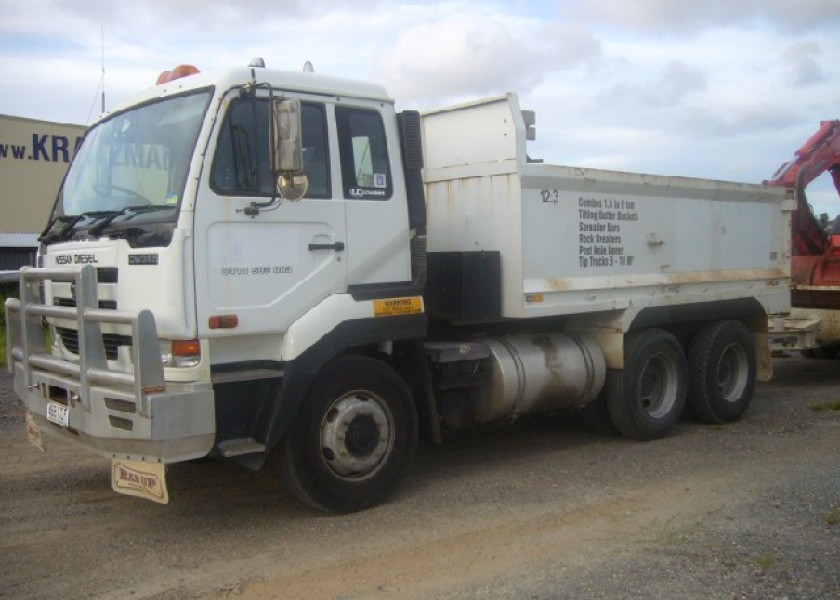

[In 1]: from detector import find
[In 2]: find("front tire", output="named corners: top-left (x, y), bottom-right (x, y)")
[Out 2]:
top-left (275, 355), bottom-right (418, 513)
top-left (687, 320), bottom-right (755, 424)
top-left (607, 329), bottom-right (687, 440)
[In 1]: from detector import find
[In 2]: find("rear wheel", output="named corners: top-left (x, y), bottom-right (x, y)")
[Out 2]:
top-left (687, 320), bottom-right (755, 423)
top-left (275, 355), bottom-right (418, 513)
top-left (607, 329), bottom-right (687, 440)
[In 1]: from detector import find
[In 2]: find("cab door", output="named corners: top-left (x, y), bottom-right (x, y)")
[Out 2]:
top-left (335, 104), bottom-right (412, 290)
top-left (193, 93), bottom-right (346, 339)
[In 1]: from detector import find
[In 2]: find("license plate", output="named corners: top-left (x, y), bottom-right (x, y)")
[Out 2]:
top-left (46, 402), bottom-right (69, 427)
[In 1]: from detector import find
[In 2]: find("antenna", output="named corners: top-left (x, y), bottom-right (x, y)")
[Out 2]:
top-left (100, 23), bottom-right (105, 113)
top-left (84, 23), bottom-right (107, 123)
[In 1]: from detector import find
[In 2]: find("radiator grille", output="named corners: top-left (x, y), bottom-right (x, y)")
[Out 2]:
top-left (108, 416), bottom-right (134, 431)
top-left (54, 298), bottom-right (117, 310)
top-left (55, 327), bottom-right (132, 361)
top-left (104, 397), bottom-right (136, 413)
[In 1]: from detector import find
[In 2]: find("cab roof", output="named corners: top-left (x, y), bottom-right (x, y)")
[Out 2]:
top-left (100, 64), bottom-right (393, 122)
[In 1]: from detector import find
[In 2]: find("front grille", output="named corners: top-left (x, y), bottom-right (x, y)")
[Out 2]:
top-left (108, 416), bottom-right (134, 431)
top-left (54, 298), bottom-right (117, 309)
top-left (97, 268), bottom-right (118, 283)
top-left (55, 327), bottom-right (132, 360)
top-left (104, 397), bottom-right (136, 413)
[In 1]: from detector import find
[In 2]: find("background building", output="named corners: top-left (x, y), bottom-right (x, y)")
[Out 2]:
top-left (0, 114), bottom-right (85, 275)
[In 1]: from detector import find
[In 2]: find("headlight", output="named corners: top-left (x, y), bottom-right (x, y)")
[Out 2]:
top-left (160, 339), bottom-right (201, 368)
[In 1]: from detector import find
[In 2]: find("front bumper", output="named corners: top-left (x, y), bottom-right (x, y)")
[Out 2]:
top-left (6, 265), bottom-right (215, 463)
top-left (14, 360), bottom-right (215, 462)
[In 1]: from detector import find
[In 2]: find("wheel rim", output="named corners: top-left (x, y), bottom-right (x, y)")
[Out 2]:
top-left (638, 353), bottom-right (679, 419)
top-left (716, 342), bottom-right (749, 402)
top-left (320, 390), bottom-right (394, 480)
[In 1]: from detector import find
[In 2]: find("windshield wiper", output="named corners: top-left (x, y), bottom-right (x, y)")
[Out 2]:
top-left (88, 204), bottom-right (175, 237)
top-left (39, 210), bottom-right (119, 244)
top-left (39, 214), bottom-right (65, 243)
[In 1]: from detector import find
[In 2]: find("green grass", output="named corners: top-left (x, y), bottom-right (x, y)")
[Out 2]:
top-left (0, 282), bottom-right (12, 368)
top-left (826, 508), bottom-right (840, 526)
top-left (809, 400), bottom-right (840, 412)
top-left (754, 553), bottom-right (777, 569)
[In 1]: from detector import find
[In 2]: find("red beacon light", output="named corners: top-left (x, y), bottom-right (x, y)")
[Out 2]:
top-left (156, 64), bottom-right (200, 85)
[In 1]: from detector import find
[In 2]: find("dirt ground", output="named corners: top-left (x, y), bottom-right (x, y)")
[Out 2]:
top-left (1, 357), bottom-right (838, 600)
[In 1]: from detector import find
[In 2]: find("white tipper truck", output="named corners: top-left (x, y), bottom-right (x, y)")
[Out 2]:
top-left (5, 61), bottom-right (793, 512)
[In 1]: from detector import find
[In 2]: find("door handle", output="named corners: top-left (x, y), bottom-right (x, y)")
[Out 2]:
top-left (308, 241), bottom-right (345, 252)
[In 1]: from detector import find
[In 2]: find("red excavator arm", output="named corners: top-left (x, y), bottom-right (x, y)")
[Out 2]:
top-left (768, 120), bottom-right (840, 308)
top-left (768, 120), bottom-right (840, 257)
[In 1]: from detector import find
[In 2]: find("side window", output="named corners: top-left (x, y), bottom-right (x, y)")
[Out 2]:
top-left (336, 106), bottom-right (392, 200)
top-left (211, 99), bottom-right (330, 199)
top-left (301, 104), bottom-right (330, 197)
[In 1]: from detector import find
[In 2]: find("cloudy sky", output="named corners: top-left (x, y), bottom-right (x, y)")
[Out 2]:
top-left (2, 0), bottom-right (839, 214)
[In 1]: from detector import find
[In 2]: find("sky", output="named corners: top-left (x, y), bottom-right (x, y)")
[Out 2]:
top-left (1, 0), bottom-right (839, 215)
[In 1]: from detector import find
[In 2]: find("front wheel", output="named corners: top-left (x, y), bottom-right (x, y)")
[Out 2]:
top-left (275, 355), bottom-right (418, 513)
top-left (607, 329), bottom-right (687, 440)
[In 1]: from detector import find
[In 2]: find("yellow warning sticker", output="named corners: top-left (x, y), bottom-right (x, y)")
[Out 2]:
top-left (111, 459), bottom-right (169, 504)
top-left (373, 296), bottom-right (423, 317)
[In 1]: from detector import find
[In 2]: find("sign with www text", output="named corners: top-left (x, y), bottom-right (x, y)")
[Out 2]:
top-left (0, 114), bottom-right (86, 233)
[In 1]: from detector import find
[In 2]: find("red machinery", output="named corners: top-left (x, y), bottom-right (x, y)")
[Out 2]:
top-left (768, 120), bottom-right (840, 308)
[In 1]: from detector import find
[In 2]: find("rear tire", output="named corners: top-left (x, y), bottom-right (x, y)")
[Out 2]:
top-left (607, 329), bottom-right (687, 440)
top-left (275, 355), bottom-right (418, 513)
top-left (687, 320), bottom-right (755, 424)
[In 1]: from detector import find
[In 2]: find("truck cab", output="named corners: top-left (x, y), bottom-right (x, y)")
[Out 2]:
top-left (7, 63), bottom-right (428, 509)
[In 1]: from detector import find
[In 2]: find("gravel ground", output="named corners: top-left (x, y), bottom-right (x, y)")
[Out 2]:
top-left (0, 357), bottom-right (838, 599)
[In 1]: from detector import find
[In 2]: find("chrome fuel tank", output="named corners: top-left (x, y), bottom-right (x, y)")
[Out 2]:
top-left (472, 333), bottom-right (606, 423)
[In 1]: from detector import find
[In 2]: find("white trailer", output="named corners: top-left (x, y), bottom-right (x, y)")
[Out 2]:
top-left (6, 63), bottom-right (792, 512)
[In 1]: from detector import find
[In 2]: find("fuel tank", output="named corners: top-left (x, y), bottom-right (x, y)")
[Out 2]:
top-left (471, 333), bottom-right (606, 424)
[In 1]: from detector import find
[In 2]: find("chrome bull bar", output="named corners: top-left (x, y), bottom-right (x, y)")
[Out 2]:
top-left (4, 265), bottom-right (164, 416)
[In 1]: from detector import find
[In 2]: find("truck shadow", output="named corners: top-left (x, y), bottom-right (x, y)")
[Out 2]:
top-left (768, 355), bottom-right (840, 388)
top-left (155, 412), bottom-right (622, 522)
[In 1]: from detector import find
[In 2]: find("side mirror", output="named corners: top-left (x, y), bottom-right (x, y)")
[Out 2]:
top-left (271, 98), bottom-right (308, 201)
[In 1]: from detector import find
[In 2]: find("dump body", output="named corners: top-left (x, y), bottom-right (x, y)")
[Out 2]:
top-left (422, 95), bottom-right (792, 331)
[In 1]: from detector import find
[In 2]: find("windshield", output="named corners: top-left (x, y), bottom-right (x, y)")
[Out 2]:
top-left (45, 89), bottom-right (211, 245)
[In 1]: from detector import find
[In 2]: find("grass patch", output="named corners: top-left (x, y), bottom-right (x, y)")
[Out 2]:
top-left (809, 401), bottom-right (840, 412)
top-left (646, 516), bottom-right (699, 547)
top-left (826, 508), bottom-right (840, 526)
top-left (0, 282), bottom-right (13, 368)
top-left (654, 527), bottom-right (685, 546)
top-left (754, 553), bottom-right (777, 569)
top-left (720, 554), bottom-right (740, 569)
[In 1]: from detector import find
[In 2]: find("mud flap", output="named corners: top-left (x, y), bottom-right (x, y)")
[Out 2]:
top-left (25, 411), bottom-right (45, 452)
top-left (111, 459), bottom-right (169, 505)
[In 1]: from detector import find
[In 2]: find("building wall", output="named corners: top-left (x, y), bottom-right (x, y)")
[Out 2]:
top-left (0, 247), bottom-right (36, 271)
top-left (0, 114), bottom-right (86, 234)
